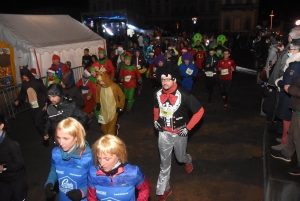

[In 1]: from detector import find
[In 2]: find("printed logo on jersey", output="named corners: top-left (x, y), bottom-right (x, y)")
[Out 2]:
top-left (96, 190), bottom-right (106, 195)
top-left (59, 176), bottom-right (77, 193)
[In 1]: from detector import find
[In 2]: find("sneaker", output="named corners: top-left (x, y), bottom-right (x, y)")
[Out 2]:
top-left (157, 188), bottom-right (172, 201)
top-left (271, 143), bottom-right (285, 151)
top-left (276, 138), bottom-right (282, 143)
top-left (288, 166), bottom-right (300, 176)
top-left (185, 163), bottom-right (193, 174)
top-left (115, 124), bottom-right (120, 136)
top-left (270, 150), bottom-right (291, 162)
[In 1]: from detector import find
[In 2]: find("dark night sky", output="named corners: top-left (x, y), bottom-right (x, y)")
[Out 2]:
top-left (0, 0), bottom-right (299, 22)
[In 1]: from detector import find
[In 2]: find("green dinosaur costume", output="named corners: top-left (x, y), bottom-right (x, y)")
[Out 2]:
top-left (212, 34), bottom-right (227, 58)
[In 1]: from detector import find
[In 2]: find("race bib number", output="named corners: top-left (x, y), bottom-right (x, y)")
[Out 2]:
top-left (124, 75), bottom-right (131, 82)
top-left (153, 67), bottom-right (157, 72)
top-left (137, 65), bottom-right (141, 70)
top-left (98, 114), bottom-right (105, 124)
top-left (82, 89), bottom-right (89, 94)
top-left (186, 68), bottom-right (193, 75)
top-left (160, 107), bottom-right (173, 118)
top-left (217, 50), bottom-right (222, 55)
top-left (221, 69), bottom-right (229, 75)
top-left (205, 71), bottom-right (214, 77)
top-left (30, 101), bottom-right (39, 108)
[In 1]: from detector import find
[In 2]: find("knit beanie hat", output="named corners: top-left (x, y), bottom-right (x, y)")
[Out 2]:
top-left (154, 55), bottom-right (166, 66)
top-left (182, 52), bottom-right (193, 63)
top-left (98, 47), bottom-right (106, 54)
top-left (52, 54), bottom-right (60, 60)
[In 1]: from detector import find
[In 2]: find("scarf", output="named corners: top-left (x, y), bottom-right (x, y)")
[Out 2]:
top-left (60, 144), bottom-right (83, 160)
top-left (98, 57), bottom-right (108, 65)
top-left (160, 83), bottom-right (178, 105)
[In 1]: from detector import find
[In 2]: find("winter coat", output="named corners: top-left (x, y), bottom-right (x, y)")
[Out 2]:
top-left (0, 133), bottom-right (26, 182)
top-left (44, 100), bottom-right (88, 136)
top-left (268, 44), bottom-right (290, 85)
top-left (60, 72), bottom-right (85, 108)
top-left (275, 52), bottom-right (300, 121)
top-left (265, 44), bottom-right (279, 78)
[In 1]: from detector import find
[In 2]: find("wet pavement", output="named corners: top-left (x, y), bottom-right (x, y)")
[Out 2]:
top-left (8, 62), bottom-right (266, 200)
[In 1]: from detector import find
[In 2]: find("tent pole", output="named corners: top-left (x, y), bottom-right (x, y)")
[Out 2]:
top-left (33, 49), bottom-right (41, 77)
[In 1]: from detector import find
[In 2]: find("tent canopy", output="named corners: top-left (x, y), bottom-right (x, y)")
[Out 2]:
top-left (0, 14), bottom-right (104, 54)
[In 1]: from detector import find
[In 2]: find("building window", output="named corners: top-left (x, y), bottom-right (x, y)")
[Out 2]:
top-left (224, 18), bottom-right (231, 30)
top-left (173, 5), bottom-right (179, 12)
top-left (199, 1), bottom-right (205, 12)
top-left (164, 5), bottom-right (169, 13)
top-left (246, 0), bottom-right (252, 3)
top-left (190, 5), bottom-right (195, 12)
top-left (235, 0), bottom-right (243, 4)
top-left (209, 1), bottom-right (216, 12)
top-left (244, 18), bottom-right (251, 30)
top-left (226, 0), bottom-right (231, 4)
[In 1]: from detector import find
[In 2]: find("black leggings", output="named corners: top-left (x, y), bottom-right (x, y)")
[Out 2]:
top-left (220, 79), bottom-right (232, 104)
top-left (0, 174), bottom-right (27, 201)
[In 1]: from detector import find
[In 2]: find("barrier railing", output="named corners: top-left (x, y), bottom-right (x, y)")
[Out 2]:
top-left (0, 84), bottom-right (31, 120)
top-left (0, 66), bottom-right (84, 120)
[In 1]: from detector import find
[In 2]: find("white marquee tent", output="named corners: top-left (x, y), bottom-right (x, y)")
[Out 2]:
top-left (0, 14), bottom-right (106, 84)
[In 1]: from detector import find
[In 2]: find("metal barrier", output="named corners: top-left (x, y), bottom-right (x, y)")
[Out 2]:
top-left (0, 84), bottom-right (31, 120)
top-left (0, 66), bottom-right (84, 120)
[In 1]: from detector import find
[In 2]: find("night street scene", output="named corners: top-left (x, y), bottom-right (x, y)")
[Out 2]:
top-left (0, 0), bottom-right (300, 200)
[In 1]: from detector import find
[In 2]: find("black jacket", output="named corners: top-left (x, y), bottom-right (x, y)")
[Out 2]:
top-left (60, 72), bottom-right (85, 108)
top-left (44, 100), bottom-right (88, 135)
top-left (17, 69), bottom-right (47, 107)
top-left (0, 133), bottom-right (26, 182)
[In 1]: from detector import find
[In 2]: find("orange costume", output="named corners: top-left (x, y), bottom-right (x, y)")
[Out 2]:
top-left (96, 71), bottom-right (125, 135)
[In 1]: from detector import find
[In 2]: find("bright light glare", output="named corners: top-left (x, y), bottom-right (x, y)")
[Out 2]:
top-left (296, 20), bottom-right (300, 26)
top-left (102, 25), bottom-right (114, 36)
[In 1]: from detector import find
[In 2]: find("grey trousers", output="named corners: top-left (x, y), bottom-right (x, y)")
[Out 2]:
top-left (156, 131), bottom-right (192, 195)
top-left (282, 112), bottom-right (300, 166)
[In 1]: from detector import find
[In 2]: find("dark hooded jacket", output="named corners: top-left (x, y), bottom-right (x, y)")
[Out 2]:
top-left (16, 68), bottom-right (47, 107)
top-left (45, 84), bottom-right (88, 136)
top-left (60, 72), bottom-right (85, 108)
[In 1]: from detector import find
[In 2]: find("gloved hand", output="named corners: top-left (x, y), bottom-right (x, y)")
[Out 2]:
top-left (44, 183), bottom-right (56, 199)
top-left (66, 189), bottom-right (82, 201)
top-left (154, 121), bottom-right (163, 132)
top-left (116, 107), bottom-right (122, 114)
top-left (179, 127), bottom-right (189, 137)
top-left (96, 103), bottom-right (101, 111)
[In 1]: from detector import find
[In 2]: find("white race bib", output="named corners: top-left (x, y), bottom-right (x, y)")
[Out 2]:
top-left (217, 50), bottom-right (222, 55)
top-left (137, 65), bottom-right (141, 70)
top-left (98, 114), bottom-right (105, 124)
top-left (205, 71), bottom-right (214, 77)
top-left (82, 89), bottom-right (89, 94)
top-left (160, 107), bottom-right (173, 119)
top-left (221, 69), bottom-right (229, 75)
top-left (153, 67), bottom-right (157, 72)
top-left (186, 68), bottom-right (193, 75)
top-left (30, 101), bottom-right (39, 108)
top-left (48, 81), bottom-right (53, 85)
top-left (124, 75), bottom-right (132, 82)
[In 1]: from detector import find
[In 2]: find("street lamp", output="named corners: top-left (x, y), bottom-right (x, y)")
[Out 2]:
top-left (192, 17), bottom-right (197, 24)
top-left (296, 20), bottom-right (300, 26)
top-left (270, 10), bottom-right (274, 30)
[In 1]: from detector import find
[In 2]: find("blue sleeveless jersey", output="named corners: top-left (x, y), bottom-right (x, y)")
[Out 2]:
top-left (88, 164), bottom-right (145, 201)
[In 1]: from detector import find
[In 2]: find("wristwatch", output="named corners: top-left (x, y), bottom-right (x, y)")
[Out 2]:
top-left (2, 164), bottom-right (7, 171)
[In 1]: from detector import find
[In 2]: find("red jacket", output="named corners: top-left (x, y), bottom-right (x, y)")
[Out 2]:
top-left (217, 58), bottom-right (236, 80)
